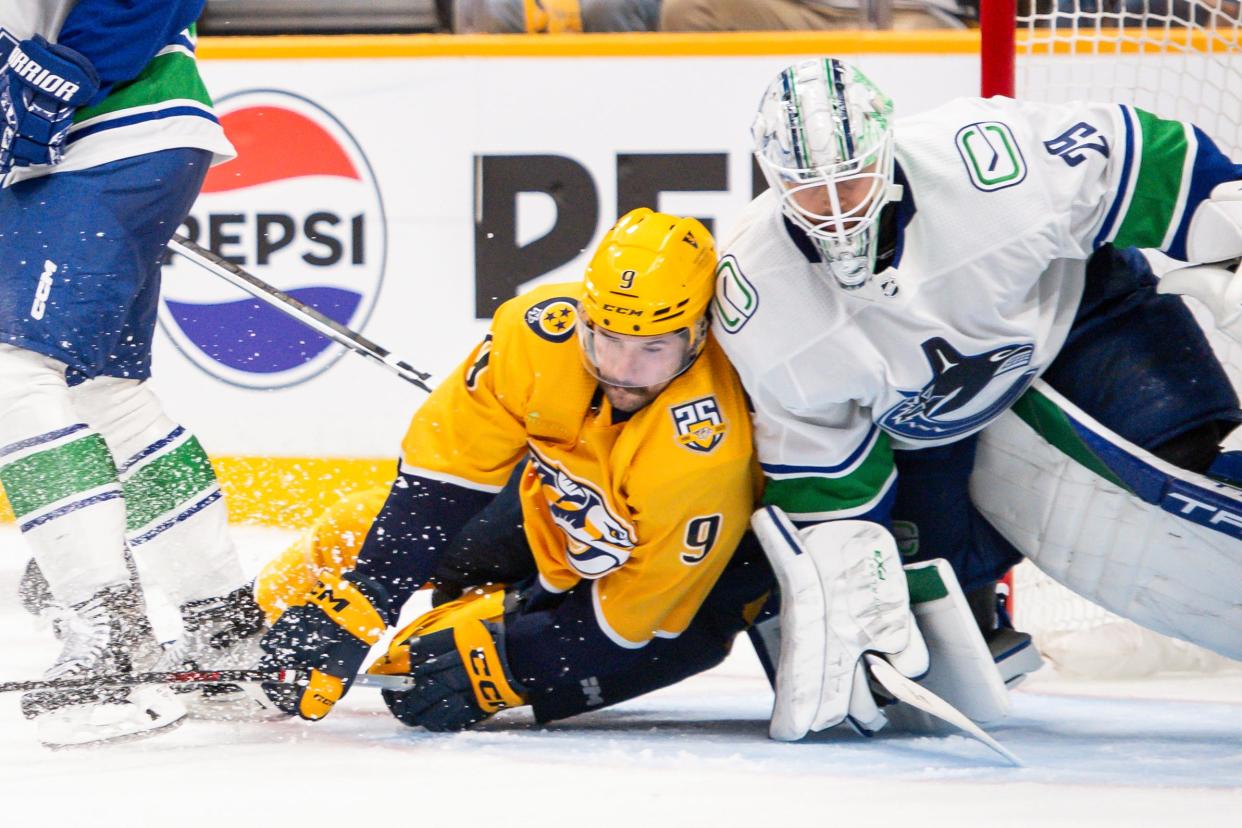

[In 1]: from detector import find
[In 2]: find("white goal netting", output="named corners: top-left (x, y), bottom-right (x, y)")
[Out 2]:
top-left (1008, 0), bottom-right (1242, 676)
top-left (1017, 0), bottom-right (1241, 154)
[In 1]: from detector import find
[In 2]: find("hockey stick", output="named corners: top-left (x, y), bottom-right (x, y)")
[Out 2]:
top-left (0, 669), bottom-right (414, 694)
top-left (865, 654), bottom-right (1023, 767)
top-left (167, 234), bottom-right (433, 393)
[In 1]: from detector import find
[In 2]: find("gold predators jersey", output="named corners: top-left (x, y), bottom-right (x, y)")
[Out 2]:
top-left (400, 282), bottom-right (758, 648)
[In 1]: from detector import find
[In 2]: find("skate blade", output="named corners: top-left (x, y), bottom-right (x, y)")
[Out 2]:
top-left (41, 709), bottom-right (187, 750)
top-left (37, 687), bottom-right (190, 749)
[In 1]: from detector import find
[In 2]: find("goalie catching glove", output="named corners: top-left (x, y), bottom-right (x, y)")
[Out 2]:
top-left (368, 586), bottom-right (526, 731)
top-left (258, 573), bottom-right (393, 720)
top-left (1159, 181), bottom-right (1242, 341)
top-left (751, 506), bottom-right (929, 741)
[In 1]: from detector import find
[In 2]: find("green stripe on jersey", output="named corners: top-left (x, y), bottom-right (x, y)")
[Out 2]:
top-left (122, 436), bottom-right (219, 531)
top-left (1010, 388), bottom-right (1128, 492)
top-left (1113, 109), bottom-right (1190, 249)
top-left (0, 434), bottom-right (118, 518)
top-left (762, 430), bottom-right (894, 516)
top-left (75, 51), bottom-right (214, 124)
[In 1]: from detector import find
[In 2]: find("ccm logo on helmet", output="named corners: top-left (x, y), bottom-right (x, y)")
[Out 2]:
top-left (602, 304), bottom-right (642, 316)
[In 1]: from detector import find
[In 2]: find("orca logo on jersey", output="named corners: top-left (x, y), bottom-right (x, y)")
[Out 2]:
top-left (528, 448), bottom-right (635, 578)
top-left (525, 297), bottom-right (578, 342)
top-left (878, 337), bottom-right (1038, 440)
top-left (159, 90), bottom-right (387, 389)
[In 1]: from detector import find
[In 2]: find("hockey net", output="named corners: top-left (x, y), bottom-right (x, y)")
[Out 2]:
top-left (983, 0), bottom-right (1242, 677)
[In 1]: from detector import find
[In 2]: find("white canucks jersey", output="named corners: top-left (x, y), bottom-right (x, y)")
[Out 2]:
top-left (714, 96), bottom-right (1242, 523)
top-left (1, 1), bottom-right (234, 183)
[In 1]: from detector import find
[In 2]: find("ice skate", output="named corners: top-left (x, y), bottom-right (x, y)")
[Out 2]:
top-left (157, 584), bottom-right (287, 720)
top-left (21, 584), bottom-right (186, 748)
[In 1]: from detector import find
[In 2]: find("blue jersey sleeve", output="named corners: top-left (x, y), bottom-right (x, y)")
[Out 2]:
top-left (57, 0), bottom-right (205, 105)
top-left (351, 471), bottom-right (493, 624)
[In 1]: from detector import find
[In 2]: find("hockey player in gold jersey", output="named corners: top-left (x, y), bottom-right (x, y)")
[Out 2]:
top-left (258, 209), bottom-right (772, 729)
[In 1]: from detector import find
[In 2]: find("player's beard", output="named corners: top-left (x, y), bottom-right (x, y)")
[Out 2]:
top-left (603, 380), bottom-right (671, 413)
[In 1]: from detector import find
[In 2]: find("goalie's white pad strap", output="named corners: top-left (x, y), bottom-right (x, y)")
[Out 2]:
top-left (886, 559), bottom-right (1010, 732)
top-left (751, 507), bottom-right (928, 741)
top-left (971, 378), bottom-right (1242, 661)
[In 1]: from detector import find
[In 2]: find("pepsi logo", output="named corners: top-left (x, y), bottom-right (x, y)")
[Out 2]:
top-left (160, 89), bottom-right (387, 388)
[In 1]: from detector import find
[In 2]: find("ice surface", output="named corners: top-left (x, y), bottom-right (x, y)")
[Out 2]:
top-left (0, 527), bottom-right (1238, 826)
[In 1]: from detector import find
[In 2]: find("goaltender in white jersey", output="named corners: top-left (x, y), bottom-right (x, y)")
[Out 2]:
top-left (718, 59), bottom-right (1242, 741)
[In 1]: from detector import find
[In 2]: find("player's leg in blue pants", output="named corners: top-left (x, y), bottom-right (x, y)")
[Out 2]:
top-left (0, 149), bottom-right (260, 744)
top-left (412, 468), bottom-right (775, 724)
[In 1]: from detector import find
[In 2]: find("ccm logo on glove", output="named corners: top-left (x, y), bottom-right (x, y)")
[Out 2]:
top-left (468, 646), bottom-right (513, 710)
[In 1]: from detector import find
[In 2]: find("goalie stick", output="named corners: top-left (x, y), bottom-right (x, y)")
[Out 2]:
top-left (167, 234), bottom-right (433, 392)
top-left (0, 669), bottom-right (414, 694)
top-left (865, 653), bottom-right (1023, 767)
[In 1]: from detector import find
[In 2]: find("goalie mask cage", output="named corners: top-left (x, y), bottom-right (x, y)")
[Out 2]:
top-left (980, 0), bottom-right (1242, 677)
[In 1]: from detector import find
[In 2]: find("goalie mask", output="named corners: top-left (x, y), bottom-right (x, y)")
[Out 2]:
top-left (578, 208), bottom-right (716, 389)
top-left (753, 58), bottom-right (898, 289)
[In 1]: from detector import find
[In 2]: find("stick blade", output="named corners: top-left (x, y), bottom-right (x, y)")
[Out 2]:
top-left (865, 653), bottom-right (1023, 767)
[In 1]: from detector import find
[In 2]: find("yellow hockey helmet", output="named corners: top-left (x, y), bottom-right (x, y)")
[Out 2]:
top-left (580, 208), bottom-right (716, 337)
top-left (578, 209), bottom-right (718, 388)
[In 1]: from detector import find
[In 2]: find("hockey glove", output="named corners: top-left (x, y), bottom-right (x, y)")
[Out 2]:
top-left (751, 506), bottom-right (929, 741)
top-left (258, 573), bottom-right (392, 721)
top-left (370, 586), bottom-right (526, 731)
top-left (1, 36), bottom-right (100, 175)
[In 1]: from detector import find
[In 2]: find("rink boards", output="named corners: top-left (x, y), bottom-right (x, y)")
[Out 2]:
top-left (0, 32), bottom-right (986, 524)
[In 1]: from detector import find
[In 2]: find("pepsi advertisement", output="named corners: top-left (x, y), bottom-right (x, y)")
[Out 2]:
top-left (149, 46), bottom-right (979, 518)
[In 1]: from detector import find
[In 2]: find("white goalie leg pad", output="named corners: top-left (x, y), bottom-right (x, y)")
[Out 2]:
top-left (751, 506), bottom-right (929, 741)
top-left (971, 378), bottom-right (1242, 661)
top-left (884, 559), bottom-right (1012, 732)
top-left (71, 377), bottom-right (245, 607)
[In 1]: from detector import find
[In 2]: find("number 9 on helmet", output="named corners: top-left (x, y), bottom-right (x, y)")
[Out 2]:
top-left (577, 208), bottom-right (717, 390)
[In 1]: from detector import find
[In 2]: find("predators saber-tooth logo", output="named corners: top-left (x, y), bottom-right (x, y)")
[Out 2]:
top-left (528, 450), bottom-right (635, 577)
top-left (671, 396), bottom-right (726, 453)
